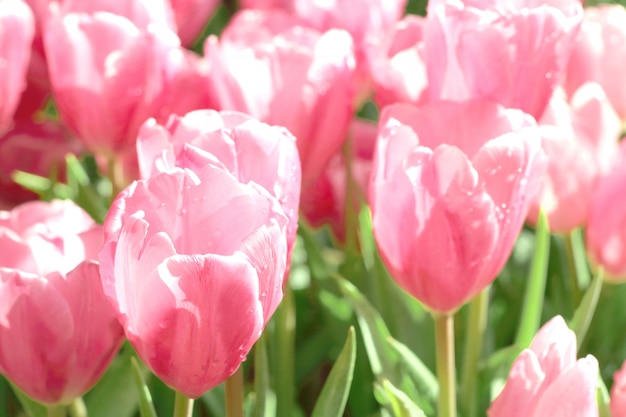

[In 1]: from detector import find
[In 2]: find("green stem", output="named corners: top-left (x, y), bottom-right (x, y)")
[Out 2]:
top-left (225, 366), bottom-right (244, 417)
top-left (460, 288), bottom-right (489, 417)
top-left (172, 391), bottom-right (194, 417)
top-left (274, 287), bottom-right (295, 417)
top-left (564, 233), bottom-right (583, 307)
top-left (68, 397), bottom-right (87, 417)
top-left (47, 405), bottom-right (67, 417)
top-left (107, 153), bottom-right (123, 202)
top-left (433, 312), bottom-right (457, 417)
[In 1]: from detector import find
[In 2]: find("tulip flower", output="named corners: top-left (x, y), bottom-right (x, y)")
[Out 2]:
top-left (365, 15), bottom-right (428, 108)
top-left (586, 140), bottom-right (626, 281)
top-left (0, 0), bottom-right (34, 135)
top-left (204, 9), bottom-right (356, 188)
top-left (99, 163), bottom-right (290, 398)
top-left (369, 100), bottom-right (546, 312)
top-left (424, 0), bottom-right (583, 120)
top-left (565, 5), bottom-right (626, 121)
top-left (135, 109), bottom-right (301, 273)
top-left (527, 83), bottom-right (620, 233)
top-left (488, 316), bottom-right (599, 417)
top-left (0, 200), bottom-right (123, 405)
top-left (611, 360), bottom-right (626, 417)
top-left (167, 0), bottom-right (220, 46)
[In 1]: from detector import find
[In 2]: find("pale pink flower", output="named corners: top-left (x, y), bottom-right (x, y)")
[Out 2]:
top-left (488, 316), bottom-right (599, 417)
top-left (370, 100), bottom-right (546, 312)
top-left (611, 360), bottom-right (626, 417)
top-left (0, 200), bottom-right (123, 404)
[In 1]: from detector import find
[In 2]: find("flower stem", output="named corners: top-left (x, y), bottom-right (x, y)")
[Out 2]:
top-left (173, 391), bottom-right (194, 417)
top-left (225, 365), bottom-right (244, 417)
top-left (433, 311), bottom-right (457, 417)
top-left (47, 405), bottom-right (67, 417)
top-left (460, 288), bottom-right (489, 417)
top-left (68, 397), bottom-right (87, 417)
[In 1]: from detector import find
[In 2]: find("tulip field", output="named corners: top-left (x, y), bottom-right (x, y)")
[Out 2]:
top-left (3, 0), bottom-right (626, 416)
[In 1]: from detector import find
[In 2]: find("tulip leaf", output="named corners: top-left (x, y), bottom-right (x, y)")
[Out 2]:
top-left (84, 345), bottom-right (140, 417)
top-left (311, 327), bottom-right (356, 417)
top-left (515, 210), bottom-right (551, 348)
top-left (65, 154), bottom-right (108, 224)
top-left (570, 267), bottom-right (604, 351)
top-left (130, 357), bottom-right (157, 417)
top-left (8, 381), bottom-right (46, 417)
top-left (375, 379), bottom-right (426, 417)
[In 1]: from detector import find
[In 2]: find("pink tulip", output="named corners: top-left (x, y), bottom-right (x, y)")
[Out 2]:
top-left (586, 141), bottom-right (626, 281)
top-left (167, 0), bottom-right (220, 46)
top-left (0, 0), bottom-right (34, 135)
top-left (611, 360), bottom-right (626, 417)
top-left (204, 9), bottom-right (356, 187)
top-left (488, 316), bottom-right (598, 417)
top-left (136, 110), bottom-right (301, 274)
top-left (370, 100), bottom-right (546, 312)
top-left (365, 15), bottom-right (428, 108)
top-left (526, 83), bottom-right (620, 233)
top-left (565, 5), bottom-right (626, 121)
top-left (301, 118), bottom-right (377, 242)
top-left (100, 164), bottom-right (290, 398)
top-left (43, 9), bottom-right (199, 156)
top-left (0, 119), bottom-right (79, 207)
top-left (424, 0), bottom-right (583, 120)
top-left (0, 200), bottom-right (123, 404)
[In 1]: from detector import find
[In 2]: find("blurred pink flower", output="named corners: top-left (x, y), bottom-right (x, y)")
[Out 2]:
top-left (586, 141), bottom-right (626, 281)
top-left (100, 164), bottom-right (290, 397)
top-left (365, 15), bottom-right (428, 108)
top-left (425, 0), bottom-right (583, 120)
top-left (611, 360), bottom-right (626, 417)
top-left (488, 316), bottom-right (598, 417)
top-left (204, 9), bottom-right (356, 187)
top-left (527, 83), bottom-right (620, 233)
top-left (0, 200), bottom-right (123, 404)
top-left (565, 5), bottom-right (626, 121)
top-left (136, 110), bottom-right (301, 276)
top-left (167, 0), bottom-right (219, 46)
top-left (370, 100), bottom-right (546, 312)
top-left (301, 118), bottom-right (376, 242)
top-left (0, 0), bottom-right (35, 135)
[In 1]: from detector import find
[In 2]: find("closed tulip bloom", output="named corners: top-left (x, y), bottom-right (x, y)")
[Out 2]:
top-left (136, 110), bottom-right (300, 274)
top-left (611, 360), bottom-right (626, 417)
top-left (586, 141), bottom-right (626, 281)
top-left (0, 0), bottom-right (34, 135)
top-left (425, 0), bottom-right (583, 120)
top-left (100, 165), bottom-right (289, 397)
top-left (565, 5), bottom-right (626, 121)
top-left (205, 9), bottom-right (356, 187)
top-left (167, 0), bottom-right (219, 46)
top-left (370, 100), bottom-right (545, 312)
top-left (527, 83), bottom-right (620, 233)
top-left (488, 316), bottom-right (599, 417)
top-left (0, 200), bottom-right (123, 404)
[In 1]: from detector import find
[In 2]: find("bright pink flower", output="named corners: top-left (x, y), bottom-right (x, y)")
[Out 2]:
top-left (100, 165), bottom-right (289, 398)
top-left (301, 118), bottom-right (376, 242)
top-left (611, 360), bottom-right (626, 417)
top-left (586, 141), bottom-right (626, 281)
top-left (0, 0), bottom-right (35, 135)
top-left (167, 0), bottom-right (220, 46)
top-left (565, 5), bottom-right (626, 121)
top-left (370, 100), bottom-right (546, 312)
top-left (136, 110), bottom-right (301, 274)
top-left (43, 10), bottom-right (200, 156)
top-left (0, 120), bottom-right (79, 207)
top-left (365, 15), bottom-right (428, 108)
top-left (0, 200), bottom-right (123, 404)
top-left (204, 9), bottom-right (356, 187)
top-left (527, 83), bottom-right (620, 233)
top-left (425, 0), bottom-right (583, 120)
top-left (488, 316), bottom-right (598, 417)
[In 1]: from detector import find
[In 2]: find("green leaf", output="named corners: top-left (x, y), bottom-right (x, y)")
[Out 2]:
top-left (375, 380), bottom-right (426, 417)
top-left (11, 170), bottom-right (52, 193)
top-left (9, 382), bottom-right (46, 417)
top-left (65, 154), bottom-right (108, 223)
top-left (84, 346), bottom-right (140, 417)
top-left (311, 327), bottom-right (357, 417)
top-left (130, 357), bottom-right (157, 417)
top-left (515, 210), bottom-right (551, 348)
top-left (570, 267), bottom-right (604, 351)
